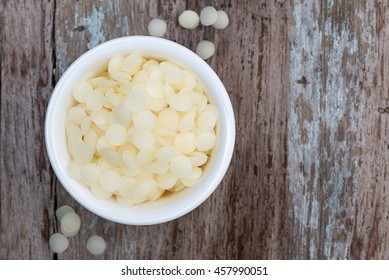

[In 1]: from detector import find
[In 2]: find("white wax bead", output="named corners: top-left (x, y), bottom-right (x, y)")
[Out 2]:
top-left (133, 110), bottom-right (156, 131)
top-left (112, 104), bottom-right (131, 126)
top-left (98, 159), bottom-right (115, 171)
top-left (49, 233), bottom-right (69, 253)
top-left (67, 161), bottom-right (82, 181)
top-left (197, 111), bottom-right (217, 131)
top-left (132, 131), bottom-right (155, 150)
top-left (125, 90), bottom-right (146, 112)
top-left (121, 167), bottom-right (141, 177)
top-left (148, 188), bottom-right (165, 201)
top-left (91, 184), bottom-right (113, 200)
top-left (90, 109), bottom-right (109, 126)
top-left (167, 93), bottom-right (192, 112)
top-left (155, 146), bottom-right (176, 164)
top-left (196, 40), bottom-right (215, 60)
top-left (174, 132), bottom-right (196, 154)
top-left (55, 205), bottom-right (75, 222)
top-left (176, 72), bottom-right (197, 89)
top-left (95, 79), bottom-right (118, 88)
top-left (136, 168), bottom-right (153, 180)
top-left (213, 10), bottom-right (229, 29)
top-left (66, 123), bottom-right (82, 139)
top-left (121, 53), bottom-right (143, 75)
top-left (86, 235), bottom-right (107, 256)
top-left (105, 124), bottom-right (126, 146)
top-left (169, 182), bottom-right (186, 192)
top-left (149, 68), bottom-right (163, 80)
top-left (116, 195), bottom-right (137, 206)
top-left (110, 71), bottom-right (131, 83)
top-left (99, 170), bottom-right (121, 192)
top-left (86, 91), bottom-right (104, 111)
top-left (116, 83), bottom-right (132, 95)
top-left (153, 125), bottom-right (176, 137)
top-left (67, 136), bottom-right (82, 153)
top-left (165, 69), bottom-right (185, 84)
top-left (170, 155), bottom-right (192, 178)
top-left (149, 162), bottom-right (170, 174)
top-left (148, 18), bottom-right (167, 37)
top-left (123, 150), bottom-right (138, 168)
top-left (142, 59), bottom-right (159, 73)
top-left (178, 111), bottom-right (196, 132)
top-left (80, 117), bottom-right (91, 135)
top-left (88, 77), bottom-right (108, 88)
top-left (164, 83), bottom-right (175, 97)
top-left (98, 147), bottom-right (125, 167)
top-left (119, 177), bottom-right (138, 198)
top-left (180, 177), bottom-right (201, 187)
top-left (68, 107), bottom-right (86, 125)
top-left (84, 129), bottom-right (98, 149)
top-left (159, 61), bottom-right (180, 73)
top-left (108, 55), bottom-right (125, 74)
top-left (133, 70), bottom-right (148, 83)
top-left (60, 212), bottom-right (81, 237)
top-left (133, 180), bottom-right (154, 201)
top-left (186, 167), bottom-right (202, 180)
top-left (202, 104), bottom-right (219, 119)
top-left (178, 10), bottom-right (200, 29)
top-left (147, 95), bottom-right (167, 112)
top-left (70, 141), bottom-right (93, 164)
top-left (200, 6), bottom-right (218, 26)
top-left (157, 172), bottom-right (178, 189)
top-left (189, 151), bottom-right (208, 166)
top-left (137, 148), bottom-right (156, 165)
top-left (107, 91), bottom-right (125, 107)
top-left (146, 79), bottom-right (164, 98)
top-left (81, 163), bottom-right (101, 186)
top-left (73, 81), bottom-right (93, 103)
top-left (96, 136), bottom-right (111, 150)
top-left (158, 108), bottom-right (179, 130)
top-left (196, 131), bottom-right (216, 151)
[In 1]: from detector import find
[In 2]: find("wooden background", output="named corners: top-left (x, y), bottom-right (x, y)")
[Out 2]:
top-left (1, 0), bottom-right (389, 260)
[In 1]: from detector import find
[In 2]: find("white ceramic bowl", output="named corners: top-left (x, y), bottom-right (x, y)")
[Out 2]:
top-left (45, 36), bottom-right (235, 225)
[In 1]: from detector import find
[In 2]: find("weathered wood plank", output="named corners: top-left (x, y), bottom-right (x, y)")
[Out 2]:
top-left (288, 0), bottom-right (389, 259)
top-left (0, 0), bottom-right (55, 259)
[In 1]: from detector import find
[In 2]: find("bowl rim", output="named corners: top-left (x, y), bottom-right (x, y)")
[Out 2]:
top-left (45, 36), bottom-right (235, 225)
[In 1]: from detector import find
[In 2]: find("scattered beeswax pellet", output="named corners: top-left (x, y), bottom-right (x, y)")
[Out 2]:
top-left (148, 19), bottom-right (167, 37)
top-left (178, 10), bottom-right (200, 29)
top-left (200, 6), bottom-right (218, 26)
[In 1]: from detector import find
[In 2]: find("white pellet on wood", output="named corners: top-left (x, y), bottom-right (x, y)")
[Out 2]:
top-left (213, 10), bottom-right (229, 29)
top-left (49, 233), bottom-right (69, 253)
top-left (55, 205), bottom-right (75, 222)
top-left (178, 10), bottom-right (200, 29)
top-left (196, 40), bottom-right (215, 60)
top-left (148, 19), bottom-right (167, 37)
top-left (200, 6), bottom-right (218, 26)
top-left (60, 212), bottom-right (81, 237)
top-left (66, 53), bottom-right (219, 206)
top-left (86, 235), bottom-right (107, 256)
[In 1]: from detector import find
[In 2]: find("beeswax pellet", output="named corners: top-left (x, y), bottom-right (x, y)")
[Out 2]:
top-left (148, 19), bottom-right (167, 37)
top-left (86, 235), bottom-right (106, 256)
top-left (49, 233), bottom-right (69, 253)
top-left (178, 10), bottom-right (200, 29)
top-left (200, 6), bottom-right (218, 26)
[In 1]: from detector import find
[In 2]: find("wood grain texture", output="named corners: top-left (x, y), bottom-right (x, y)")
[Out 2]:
top-left (1, 0), bottom-right (389, 260)
top-left (0, 0), bottom-right (56, 259)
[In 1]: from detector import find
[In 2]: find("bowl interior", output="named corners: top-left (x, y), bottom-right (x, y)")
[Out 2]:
top-left (45, 36), bottom-right (235, 225)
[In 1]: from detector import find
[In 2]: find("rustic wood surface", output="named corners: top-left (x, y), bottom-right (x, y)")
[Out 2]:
top-left (1, 0), bottom-right (389, 260)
